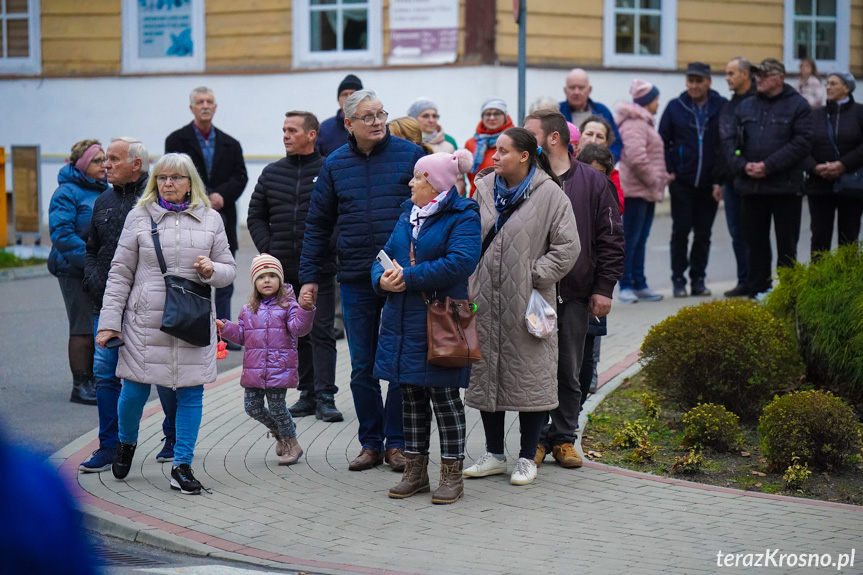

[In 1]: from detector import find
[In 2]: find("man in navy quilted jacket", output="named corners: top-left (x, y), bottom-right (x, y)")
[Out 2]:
top-left (300, 90), bottom-right (425, 472)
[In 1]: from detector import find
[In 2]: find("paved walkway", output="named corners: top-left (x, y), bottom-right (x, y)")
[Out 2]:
top-left (52, 278), bottom-right (863, 575)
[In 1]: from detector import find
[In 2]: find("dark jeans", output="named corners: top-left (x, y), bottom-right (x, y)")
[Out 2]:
top-left (670, 182), bottom-right (719, 282)
top-left (621, 198), bottom-right (656, 290)
top-left (539, 298), bottom-right (589, 449)
top-left (808, 194), bottom-right (863, 256)
top-left (288, 276), bottom-right (338, 397)
top-left (480, 410), bottom-right (547, 460)
top-left (93, 315), bottom-right (174, 448)
top-left (579, 334), bottom-right (596, 408)
top-left (340, 282), bottom-right (404, 451)
top-left (742, 194), bottom-right (802, 297)
top-left (723, 182), bottom-right (749, 285)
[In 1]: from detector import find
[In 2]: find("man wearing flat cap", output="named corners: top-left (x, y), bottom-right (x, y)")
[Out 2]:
top-left (317, 74), bottom-right (364, 157)
top-left (659, 62), bottom-right (728, 298)
top-left (721, 58), bottom-right (813, 299)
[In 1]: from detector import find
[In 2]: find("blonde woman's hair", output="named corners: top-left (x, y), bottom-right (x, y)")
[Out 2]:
top-left (137, 153), bottom-right (211, 210)
top-left (388, 116), bottom-right (434, 154)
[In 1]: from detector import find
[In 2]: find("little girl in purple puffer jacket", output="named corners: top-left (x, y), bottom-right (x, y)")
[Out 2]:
top-left (218, 254), bottom-right (315, 466)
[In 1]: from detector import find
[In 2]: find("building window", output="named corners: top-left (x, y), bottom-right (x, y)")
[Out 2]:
top-left (0, 0), bottom-right (40, 75)
top-left (121, 0), bottom-right (206, 74)
top-left (784, 0), bottom-right (849, 73)
top-left (603, 0), bottom-right (676, 69)
top-left (293, 0), bottom-right (383, 68)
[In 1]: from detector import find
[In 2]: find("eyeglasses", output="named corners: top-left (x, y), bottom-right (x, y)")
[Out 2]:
top-left (482, 111), bottom-right (505, 118)
top-left (90, 157), bottom-right (107, 165)
top-left (156, 175), bottom-right (190, 184)
top-left (351, 111), bottom-right (389, 126)
top-left (418, 113), bottom-right (440, 120)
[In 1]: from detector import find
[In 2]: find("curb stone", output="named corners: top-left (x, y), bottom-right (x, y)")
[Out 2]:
top-left (0, 265), bottom-right (51, 282)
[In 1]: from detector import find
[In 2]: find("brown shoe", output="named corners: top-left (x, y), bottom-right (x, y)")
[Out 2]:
top-left (431, 457), bottom-right (464, 504)
top-left (534, 445), bottom-right (547, 467)
top-left (278, 437), bottom-right (303, 466)
top-left (388, 452), bottom-right (430, 498)
top-left (552, 443), bottom-right (583, 468)
top-left (349, 448), bottom-right (383, 471)
top-left (385, 447), bottom-right (407, 472)
top-left (268, 429), bottom-right (283, 457)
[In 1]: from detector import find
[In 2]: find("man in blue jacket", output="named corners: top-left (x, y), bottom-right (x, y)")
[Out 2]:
top-left (300, 89), bottom-right (425, 472)
top-left (659, 62), bottom-right (728, 297)
top-left (317, 74), bottom-right (363, 157)
top-left (558, 68), bottom-right (623, 161)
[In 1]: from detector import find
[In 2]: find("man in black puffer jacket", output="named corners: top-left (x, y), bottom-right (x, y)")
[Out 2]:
top-left (247, 111), bottom-right (342, 423)
top-left (721, 58), bottom-right (813, 298)
top-left (300, 89), bottom-right (425, 472)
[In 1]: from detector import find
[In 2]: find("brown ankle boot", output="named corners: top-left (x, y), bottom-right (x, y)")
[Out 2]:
top-left (388, 452), bottom-right (429, 499)
top-left (268, 429), bottom-right (283, 456)
top-left (432, 457), bottom-right (464, 504)
top-left (278, 437), bottom-right (303, 466)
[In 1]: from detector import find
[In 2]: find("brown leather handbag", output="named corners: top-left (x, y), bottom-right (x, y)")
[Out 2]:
top-left (409, 245), bottom-right (482, 368)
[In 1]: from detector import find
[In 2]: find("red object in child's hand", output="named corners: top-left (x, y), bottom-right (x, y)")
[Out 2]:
top-left (217, 340), bottom-right (229, 360)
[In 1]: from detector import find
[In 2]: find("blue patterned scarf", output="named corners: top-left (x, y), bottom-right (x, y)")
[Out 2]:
top-left (493, 166), bottom-right (535, 229)
top-left (471, 132), bottom-right (501, 173)
top-left (158, 195), bottom-right (191, 212)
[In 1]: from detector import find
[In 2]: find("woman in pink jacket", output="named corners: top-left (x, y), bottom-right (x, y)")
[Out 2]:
top-left (218, 254), bottom-right (315, 466)
top-left (615, 79), bottom-right (672, 304)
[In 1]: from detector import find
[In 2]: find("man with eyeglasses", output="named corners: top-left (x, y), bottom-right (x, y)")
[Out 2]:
top-left (165, 86), bottom-right (248, 339)
top-left (80, 138), bottom-right (176, 472)
top-left (300, 89), bottom-right (425, 472)
top-left (721, 58), bottom-right (813, 299)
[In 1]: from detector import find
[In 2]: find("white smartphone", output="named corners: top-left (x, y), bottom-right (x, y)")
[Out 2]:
top-left (376, 249), bottom-right (396, 271)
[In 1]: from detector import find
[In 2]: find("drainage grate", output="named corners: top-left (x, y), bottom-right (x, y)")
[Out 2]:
top-left (91, 546), bottom-right (168, 568)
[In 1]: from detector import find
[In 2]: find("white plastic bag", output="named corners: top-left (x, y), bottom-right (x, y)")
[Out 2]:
top-left (525, 289), bottom-right (557, 339)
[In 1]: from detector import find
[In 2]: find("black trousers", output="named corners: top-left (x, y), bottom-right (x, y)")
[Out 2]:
top-left (288, 275), bottom-right (338, 397)
top-left (741, 194), bottom-right (802, 297)
top-left (808, 194), bottom-right (863, 257)
top-left (480, 410), bottom-right (547, 460)
top-left (669, 182), bottom-right (719, 282)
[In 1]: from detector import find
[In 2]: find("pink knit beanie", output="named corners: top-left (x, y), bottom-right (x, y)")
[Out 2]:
top-left (415, 149), bottom-right (474, 193)
top-left (567, 121), bottom-right (580, 144)
top-left (630, 79), bottom-right (659, 107)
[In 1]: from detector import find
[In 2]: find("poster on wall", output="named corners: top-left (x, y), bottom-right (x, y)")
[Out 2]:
top-left (122, 0), bottom-right (205, 73)
top-left (389, 0), bottom-right (459, 65)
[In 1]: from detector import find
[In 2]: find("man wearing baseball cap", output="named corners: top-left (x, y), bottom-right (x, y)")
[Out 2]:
top-left (317, 74), bottom-right (363, 157)
top-left (720, 58), bottom-right (814, 299)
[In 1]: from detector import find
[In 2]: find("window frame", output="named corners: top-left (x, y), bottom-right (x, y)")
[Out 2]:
top-left (0, 0), bottom-right (41, 75)
top-left (121, 0), bottom-right (206, 74)
top-left (603, 0), bottom-right (677, 69)
top-left (292, 0), bottom-right (383, 69)
top-left (783, 0), bottom-right (850, 74)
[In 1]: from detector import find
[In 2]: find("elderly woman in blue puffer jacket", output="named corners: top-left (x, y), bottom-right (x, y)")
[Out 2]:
top-left (48, 139), bottom-right (109, 405)
top-left (372, 149), bottom-right (480, 505)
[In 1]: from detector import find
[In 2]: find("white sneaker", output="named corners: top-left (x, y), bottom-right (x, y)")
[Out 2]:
top-left (463, 452), bottom-right (507, 477)
top-left (510, 457), bottom-right (538, 485)
top-left (634, 287), bottom-right (664, 302)
top-left (618, 288), bottom-right (639, 304)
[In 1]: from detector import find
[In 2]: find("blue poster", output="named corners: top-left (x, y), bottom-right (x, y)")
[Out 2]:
top-left (138, 0), bottom-right (194, 58)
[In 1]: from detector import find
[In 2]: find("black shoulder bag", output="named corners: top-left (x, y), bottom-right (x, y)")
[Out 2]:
top-left (150, 217), bottom-right (213, 347)
top-left (825, 113), bottom-right (863, 196)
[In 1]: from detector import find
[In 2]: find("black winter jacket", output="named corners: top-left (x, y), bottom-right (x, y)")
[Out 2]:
top-left (246, 151), bottom-right (337, 280)
top-left (83, 173), bottom-right (148, 314)
top-left (165, 122), bottom-right (248, 253)
top-left (721, 84), bottom-right (813, 196)
top-left (299, 130), bottom-right (425, 285)
top-left (718, 81), bottom-right (758, 182)
top-left (803, 96), bottom-right (863, 195)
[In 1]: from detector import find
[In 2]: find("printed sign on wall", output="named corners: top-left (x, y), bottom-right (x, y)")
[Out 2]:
top-left (389, 0), bottom-right (459, 65)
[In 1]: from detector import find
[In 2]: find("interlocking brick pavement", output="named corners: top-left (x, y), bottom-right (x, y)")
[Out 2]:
top-left (53, 278), bottom-right (863, 575)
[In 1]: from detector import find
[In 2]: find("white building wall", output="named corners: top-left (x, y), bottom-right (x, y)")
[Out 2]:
top-left (0, 65), bottom-right (729, 229)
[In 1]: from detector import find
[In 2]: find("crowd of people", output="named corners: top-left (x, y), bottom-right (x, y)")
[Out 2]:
top-left (47, 57), bottom-right (863, 501)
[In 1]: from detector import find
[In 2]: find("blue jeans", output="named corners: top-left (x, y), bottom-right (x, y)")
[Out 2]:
top-left (118, 381), bottom-right (203, 466)
top-left (93, 316), bottom-right (176, 449)
top-left (340, 282), bottom-right (404, 451)
top-left (621, 198), bottom-right (656, 290)
top-left (723, 183), bottom-right (748, 285)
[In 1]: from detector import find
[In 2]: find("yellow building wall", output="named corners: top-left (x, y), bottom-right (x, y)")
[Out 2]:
top-left (206, 0), bottom-right (291, 71)
top-left (41, 0), bottom-right (122, 76)
top-left (495, 0), bottom-right (604, 67)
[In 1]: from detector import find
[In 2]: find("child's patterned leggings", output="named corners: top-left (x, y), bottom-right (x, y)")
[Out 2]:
top-left (244, 388), bottom-right (296, 439)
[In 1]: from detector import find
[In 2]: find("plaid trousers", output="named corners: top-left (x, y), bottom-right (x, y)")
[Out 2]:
top-left (400, 384), bottom-right (466, 459)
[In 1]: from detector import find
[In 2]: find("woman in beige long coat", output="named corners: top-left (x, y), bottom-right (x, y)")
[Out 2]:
top-left (95, 153), bottom-right (236, 495)
top-left (463, 127), bottom-right (580, 486)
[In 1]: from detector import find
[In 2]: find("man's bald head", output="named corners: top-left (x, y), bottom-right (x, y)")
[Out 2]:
top-left (564, 68), bottom-right (592, 111)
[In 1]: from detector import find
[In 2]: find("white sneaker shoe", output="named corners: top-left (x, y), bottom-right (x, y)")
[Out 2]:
top-left (618, 288), bottom-right (639, 304)
top-left (510, 457), bottom-right (538, 485)
top-left (463, 452), bottom-right (507, 477)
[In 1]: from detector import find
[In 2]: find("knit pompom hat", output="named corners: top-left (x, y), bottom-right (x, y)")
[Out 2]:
top-left (567, 121), bottom-right (580, 144)
top-left (250, 254), bottom-right (284, 285)
top-left (415, 149), bottom-right (474, 193)
top-left (630, 79), bottom-right (659, 107)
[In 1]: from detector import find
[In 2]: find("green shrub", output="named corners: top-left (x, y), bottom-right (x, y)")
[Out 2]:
top-left (671, 448), bottom-right (704, 474)
top-left (641, 392), bottom-right (661, 419)
top-left (682, 403), bottom-right (743, 451)
top-left (640, 300), bottom-right (803, 420)
top-left (766, 244), bottom-right (863, 408)
top-left (611, 419), bottom-right (650, 449)
top-left (630, 438), bottom-right (658, 463)
top-left (782, 456), bottom-right (812, 490)
top-left (759, 390), bottom-right (860, 470)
